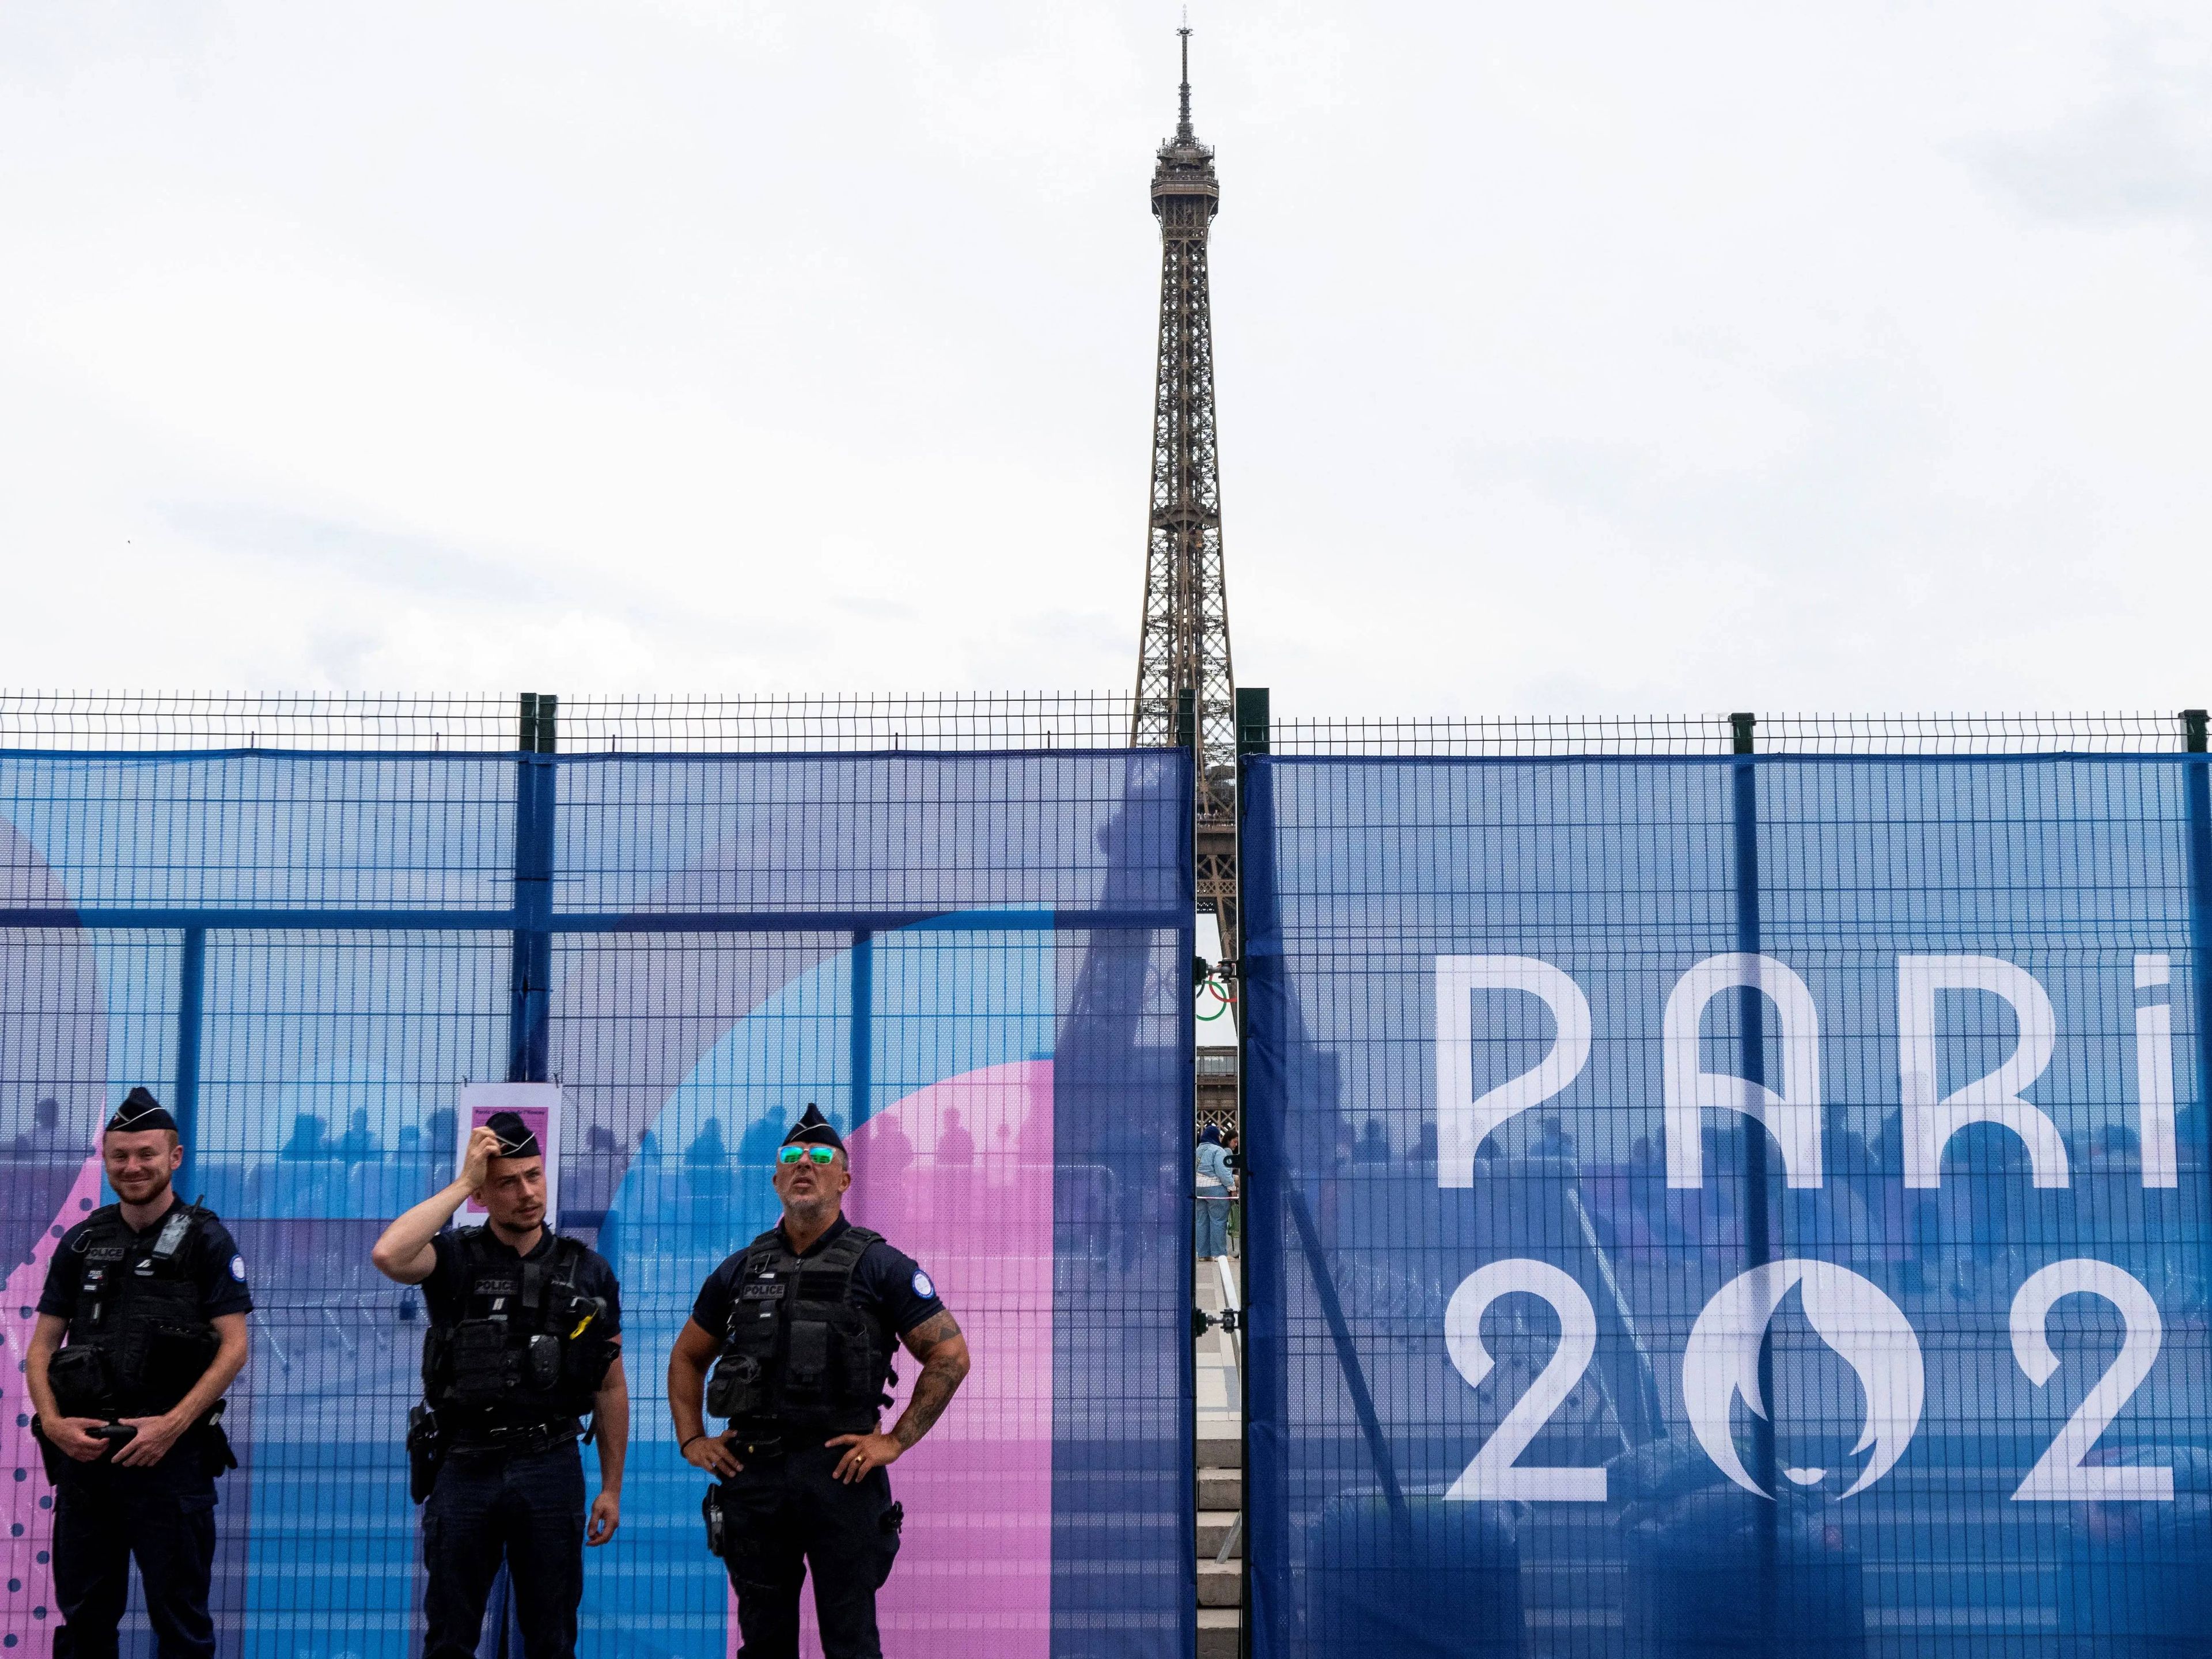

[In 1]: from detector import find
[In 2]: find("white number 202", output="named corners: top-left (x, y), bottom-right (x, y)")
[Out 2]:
top-left (1444, 1255), bottom-right (2177, 1506)
top-left (1444, 1259), bottom-right (1607, 1502)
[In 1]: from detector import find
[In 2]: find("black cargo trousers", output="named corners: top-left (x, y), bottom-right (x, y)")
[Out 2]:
top-left (713, 1441), bottom-right (903, 1659)
top-left (422, 1437), bottom-right (586, 1659)
top-left (50, 1431), bottom-right (224, 1659)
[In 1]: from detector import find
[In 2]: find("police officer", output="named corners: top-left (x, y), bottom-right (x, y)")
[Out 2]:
top-left (25, 1087), bottom-right (252, 1659)
top-left (667, 1104), bottom-right (972, 1659)
top-left (370, 1111), bottom-right (628, 1659)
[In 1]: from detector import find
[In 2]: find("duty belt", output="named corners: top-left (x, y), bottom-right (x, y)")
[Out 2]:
top-left (446, 1417), bottom-right (582, 1458)
top-left (723, 1424), bottom-right (791, 1461)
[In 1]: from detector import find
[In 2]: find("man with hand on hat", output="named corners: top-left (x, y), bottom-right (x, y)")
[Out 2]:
top-left (667, 1104), bottom-right (971, 1659)
top-left (25, 1086), bottom-right (252, 1659)
top-left (371, 1109), bottom-right (628, 1659)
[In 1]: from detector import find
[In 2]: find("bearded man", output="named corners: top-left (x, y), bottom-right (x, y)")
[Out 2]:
top-left (372, 1109), bottom-right (628, 1659)
top-left (26, 1087), bottom-right (252, 1659)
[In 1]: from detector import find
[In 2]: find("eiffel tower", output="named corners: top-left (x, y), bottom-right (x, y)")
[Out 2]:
top-left (1131, 26), bottom-right (1241, 963)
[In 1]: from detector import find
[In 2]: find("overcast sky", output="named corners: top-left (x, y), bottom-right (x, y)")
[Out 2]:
top-left (3, 3), bottom-right (2210, 717)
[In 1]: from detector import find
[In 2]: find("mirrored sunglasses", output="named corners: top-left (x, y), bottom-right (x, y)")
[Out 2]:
top-left (778, 1145), bottom-right (837, 1166)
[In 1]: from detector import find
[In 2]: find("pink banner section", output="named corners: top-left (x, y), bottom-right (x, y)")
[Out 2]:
top-left (731, 1060), bottom-right (1055, 1659)
top-left (2, 1154), bottom-right (105, 1645)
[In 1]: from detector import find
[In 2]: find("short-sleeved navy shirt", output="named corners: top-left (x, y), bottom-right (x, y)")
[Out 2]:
top-left (421, 1226), bottom-right (622, 1336)
top-left (691, 1215), bottom-right (946, 1363)
top-left (39, 1199), bottom-right (255, 1323)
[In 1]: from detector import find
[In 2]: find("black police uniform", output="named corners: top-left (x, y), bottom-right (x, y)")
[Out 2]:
top-left (36, 1197), bottom-right (251, 1659)
top-left (694, 1213), bottom-right (945, 1659)
top-left (414, 1225), bottom-right (621, 1659)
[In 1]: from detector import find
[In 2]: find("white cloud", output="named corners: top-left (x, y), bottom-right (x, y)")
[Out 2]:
top-left (2, 2), bottom-right (2210, 714)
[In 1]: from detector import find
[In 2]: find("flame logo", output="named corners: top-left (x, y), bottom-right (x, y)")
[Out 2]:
top-left (1681, 1260), bottom-right (1924, 1500)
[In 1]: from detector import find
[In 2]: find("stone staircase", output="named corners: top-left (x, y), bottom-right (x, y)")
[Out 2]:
top-left (1198, 1430), bottom-right (1242, 1656)
top-left (1196, 1255), bottom-right (1243, 1658)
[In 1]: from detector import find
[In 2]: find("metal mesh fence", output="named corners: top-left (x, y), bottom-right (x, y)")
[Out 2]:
top-left (1269, 711), bottom-right (2203, 756)
top-left (0, 693), bottom-right (1144, 753)
top-left (9, 697), bottom-right (2195, 757)
top-left (560, 693), bottom-right (1141, 752)
top-left (1242, 748), bottom-right (2212, 1657)
top-left (0, 693), bottom-right (521, 752)
top-left (12, 693), bottom-right (2212, 1656)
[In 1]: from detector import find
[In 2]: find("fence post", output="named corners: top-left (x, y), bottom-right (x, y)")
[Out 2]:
top-left (1729, 711), bottom-right (1779, 1651)
top-left (175, 926), bottom-right (206, 1195)
top-left (1230, 690), bottom-right (1283, 1654)
top-left (2186, 714), bottom-right (2212, 1213)
top-left (507, 693), bottom-right (558, 1084)
top-left (488, 694), bottom-right (560, 1656)
top-left (850, 930), bottom-right (873, 1129)
top-left (1234, 687), bottom-right (1270, 760)
top-left (1238, 685), bottom-right (1274, 1628)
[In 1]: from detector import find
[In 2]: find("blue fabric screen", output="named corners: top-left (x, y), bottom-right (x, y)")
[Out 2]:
top-left (1243, 753), bottom-right (2212, 1657)
top-left (0, 748), bottom-right (1195, 1659)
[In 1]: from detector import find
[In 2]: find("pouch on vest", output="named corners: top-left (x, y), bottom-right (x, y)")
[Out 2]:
top-left (47, 1345), bottom-right (115, 1418)
top-left (558, 1291), bottom-right (618, 1393)
top-left (834, 1312), bottom-right (884, 1406)
top-left (786, 1319), bottom-right (831, 1396)
top-left (707, 1282), bottom-right (780, 1418)
top-left (526, 1333), bottom-right (562, 1391)
top-left (445, 1320), bottom-right (512, 1404)
top-left (564, 1334), bottom-right (617, 1395)
top-left (707, 1354), bottom-right (766, 1419)
top-left (144, 1323), bottom-right (222, 1411)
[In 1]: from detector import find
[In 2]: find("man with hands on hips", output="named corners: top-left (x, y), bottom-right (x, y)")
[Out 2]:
top-left (667, 1104), bottom-right (971, 1659)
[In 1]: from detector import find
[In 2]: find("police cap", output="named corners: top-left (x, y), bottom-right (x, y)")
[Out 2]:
top-left (483, 1110), bottom-right (541, 1160)
top-left (779, 1103), bottom-right (844, 1152)
top-left (105, 1086), bottom-right (178, 1137)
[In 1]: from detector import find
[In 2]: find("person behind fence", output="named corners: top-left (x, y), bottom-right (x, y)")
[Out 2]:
top-left (666, 1103), bottom-right (971, 1659)
top-left (13, 1092), bottom-right (71, 1156)
top-left (370, 1111), bottom-right (629, 1659)
top-left (1196, 1123), bottom-right (1234, 1263)
top-left (1221, 1126), bottom-right (1243, 1256)
top-left (25, 1087), bottom-right (251, 1659)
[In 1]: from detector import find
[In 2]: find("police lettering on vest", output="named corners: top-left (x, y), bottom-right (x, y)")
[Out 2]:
top-left (47, 1202), bottom-right (225, 1421)
top-left (707, 1224), bottom-right (896, 1433)
top-left (419, 1227), bottom-right (620, 1437)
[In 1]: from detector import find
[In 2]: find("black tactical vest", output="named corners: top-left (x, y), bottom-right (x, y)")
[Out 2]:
top-left (50, 1202), bottom-right (223, 1418)
top-left (420, 1229), bottom-right (618, 1430)
top-left (706, 1224), bottom-right (895, 1434)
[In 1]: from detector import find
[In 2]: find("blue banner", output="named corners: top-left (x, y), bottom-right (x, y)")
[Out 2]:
top-left (0, 748), bottom-right (1195, 1658)
top-left (1244, 753), bottom-right (2212, 1657)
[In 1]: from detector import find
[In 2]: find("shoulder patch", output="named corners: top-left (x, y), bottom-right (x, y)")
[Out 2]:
top-left (911, 1268), bottom-right (936, 1301)
top-left (229, 1254), bottom-right (247, 1283)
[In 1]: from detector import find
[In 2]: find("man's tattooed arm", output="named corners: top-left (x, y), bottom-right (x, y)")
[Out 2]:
top-left (903, 1309), bottom-right (962, 1349)
top-left (892, 1310), bottom-right (972, 1452)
